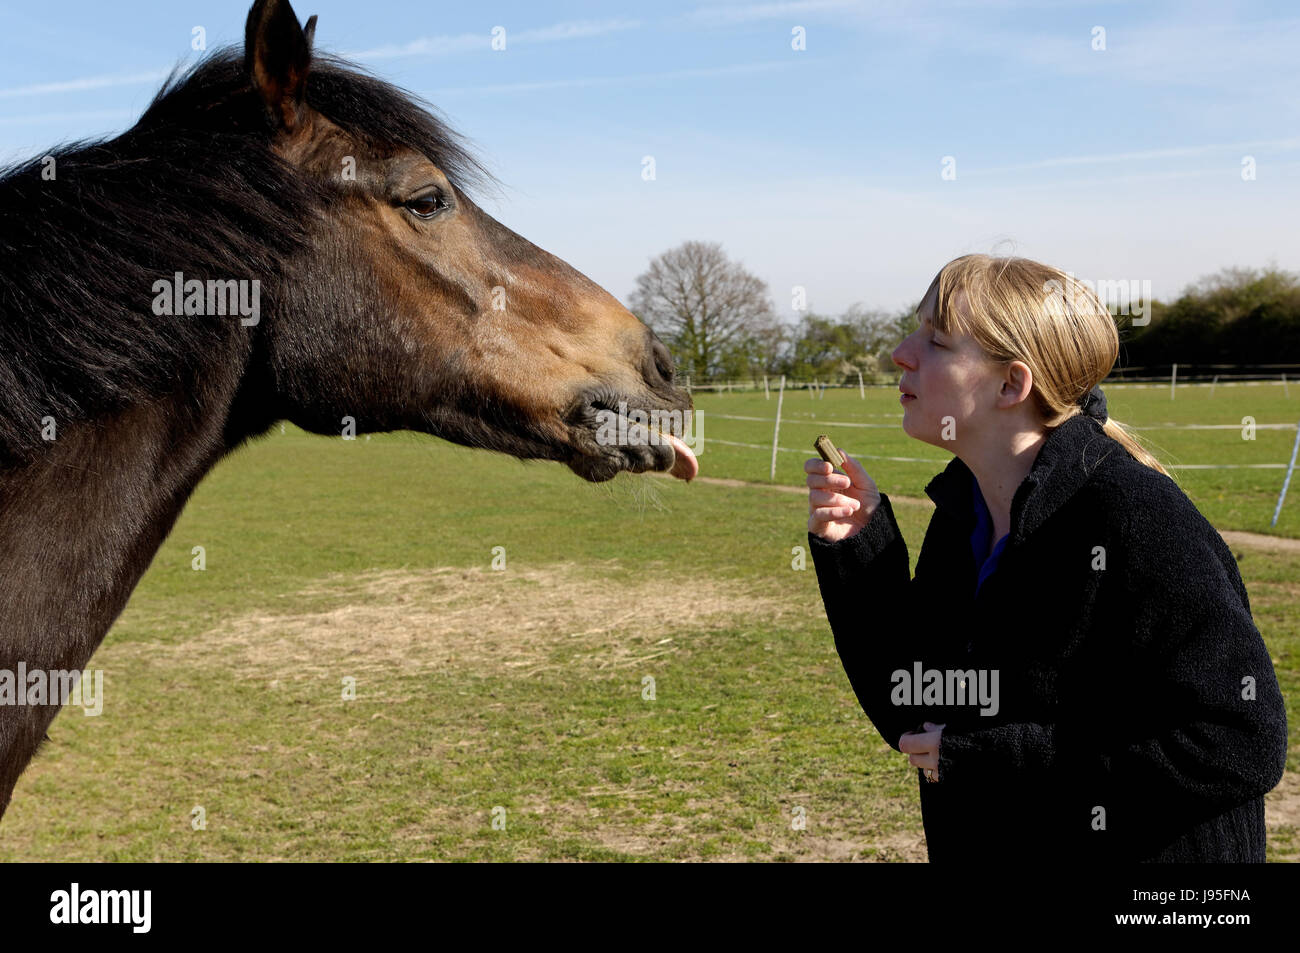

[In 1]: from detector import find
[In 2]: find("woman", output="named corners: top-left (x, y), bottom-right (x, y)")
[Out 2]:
top-left (805, 254), bottom-right (1288, 862)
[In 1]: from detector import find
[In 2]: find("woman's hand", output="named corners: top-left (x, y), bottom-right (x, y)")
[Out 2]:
top-left (900, 722), bottom-right (946, 781)
top-left (805, 449), bottom-right (882, 542)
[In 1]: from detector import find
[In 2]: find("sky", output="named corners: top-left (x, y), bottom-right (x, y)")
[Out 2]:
top-left (1, 0), bottom-right (1296, 321)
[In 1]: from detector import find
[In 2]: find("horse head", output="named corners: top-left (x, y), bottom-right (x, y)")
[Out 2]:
top-left (238, 0), bottom-right (697, 482)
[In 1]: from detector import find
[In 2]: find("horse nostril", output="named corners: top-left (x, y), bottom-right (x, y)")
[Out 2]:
top-left (650, 339), bottom-right (675, 384)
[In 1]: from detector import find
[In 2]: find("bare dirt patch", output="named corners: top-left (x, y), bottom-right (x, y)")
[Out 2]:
top-left (122, 561), bottom-right (804, 684)
top-left (862, 830), bottom-right (929, 862)
top-left (500, 787), bottom-right (929, 862)
top-left (1219, 531), bottom-right (1300, 555)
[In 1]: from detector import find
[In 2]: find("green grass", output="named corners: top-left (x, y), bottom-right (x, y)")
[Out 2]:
top-left (1, 380), bottom-right (1296, 861)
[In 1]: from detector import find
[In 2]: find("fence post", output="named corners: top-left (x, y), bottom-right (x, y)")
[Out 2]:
top-left (763, 375), bottom-right (769, 400)
top-left (857, 369), bottom-right (865, 400)
top-left (770, 375), bottom-right (786, 481)
top-left (1170, 363), bottom-right (1177, 400)
top-left (1270, 419), bottom-right (1300, 527)
top-left (1210, 374), bottom-right (1218, 399)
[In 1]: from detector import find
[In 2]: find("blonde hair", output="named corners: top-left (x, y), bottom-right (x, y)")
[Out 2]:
top-left (922, 254), bottom-right (1171, 479)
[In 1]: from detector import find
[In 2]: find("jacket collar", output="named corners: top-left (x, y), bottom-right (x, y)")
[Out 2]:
top-left (924, 414), bottom-right (1119, 548)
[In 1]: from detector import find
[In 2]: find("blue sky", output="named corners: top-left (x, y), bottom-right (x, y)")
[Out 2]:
top-left (1, 0), bottom-right (1296, 318)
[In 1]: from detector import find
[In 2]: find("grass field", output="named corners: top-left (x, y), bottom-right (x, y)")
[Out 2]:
top-left (692, 379), bottom-right (1300, 536)
top-left (1, 381), bottom-right (1297, 861)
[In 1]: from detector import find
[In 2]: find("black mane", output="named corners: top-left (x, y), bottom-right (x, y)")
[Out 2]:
top-left (0, 47), bottom-right (490, 466)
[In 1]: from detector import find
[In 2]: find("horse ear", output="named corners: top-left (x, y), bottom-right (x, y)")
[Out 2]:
top-left (244, 0), bottom-right (315, 132)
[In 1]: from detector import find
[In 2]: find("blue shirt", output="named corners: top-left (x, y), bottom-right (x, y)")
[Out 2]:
top-left (970, 477), bottom-right (1009, 596)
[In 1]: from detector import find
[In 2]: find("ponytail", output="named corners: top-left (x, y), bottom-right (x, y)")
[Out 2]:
top-left (1098, 414), bottom-right (1174, 480)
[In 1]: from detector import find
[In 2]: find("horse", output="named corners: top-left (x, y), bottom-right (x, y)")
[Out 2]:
top-left (0, 0), bottom-right (697, 822)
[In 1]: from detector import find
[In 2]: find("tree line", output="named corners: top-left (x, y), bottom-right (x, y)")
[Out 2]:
top-left (628, 241), bottom-right (1300, 383)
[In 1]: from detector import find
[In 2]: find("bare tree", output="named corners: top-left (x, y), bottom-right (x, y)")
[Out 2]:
top-left (842, 303), bottom-right (903, 357)
top-left (628, 241), bottom-right (774, 380)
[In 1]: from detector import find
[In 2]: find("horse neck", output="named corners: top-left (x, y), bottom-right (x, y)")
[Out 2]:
top-left (0, 380), bottom-right (246, 674)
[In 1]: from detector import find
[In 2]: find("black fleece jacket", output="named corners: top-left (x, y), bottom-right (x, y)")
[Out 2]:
top-left (809, 413), bottom-right (1288, 862)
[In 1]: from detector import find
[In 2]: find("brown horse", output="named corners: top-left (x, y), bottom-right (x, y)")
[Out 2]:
top-left (0, 0), bottom-right (696, 821)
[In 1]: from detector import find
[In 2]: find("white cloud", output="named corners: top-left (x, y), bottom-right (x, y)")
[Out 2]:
top-left (349, 18), bottom-right (643, 61)
top-left (0, 17), bottom-right (648, 98)
top-left (0, 69), bottom-right (171, 100)
top-left (686, 0), bottom-right (865, 25)
top-left (431, 61), bottom-right (788, 97)
top-left (0, 108), bottom-right (133, 125)
top-left (961, 138), bottom-right (1300, 177)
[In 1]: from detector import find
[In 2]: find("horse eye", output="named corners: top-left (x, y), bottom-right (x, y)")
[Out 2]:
top-left (404, 193), bottom-right (448, 219)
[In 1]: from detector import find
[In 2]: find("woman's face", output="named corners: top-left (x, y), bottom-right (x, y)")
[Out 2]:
top-left (891, 288), bottom-right (1004, 450)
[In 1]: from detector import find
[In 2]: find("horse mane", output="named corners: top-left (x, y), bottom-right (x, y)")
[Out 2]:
top-left (0, 46), bottom-right (492, 467)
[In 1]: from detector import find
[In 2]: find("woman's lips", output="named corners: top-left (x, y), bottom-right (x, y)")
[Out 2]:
top-left (900, 393), bottom-right (916, 404)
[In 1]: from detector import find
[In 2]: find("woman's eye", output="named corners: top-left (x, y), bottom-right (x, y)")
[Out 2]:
top-left (930, 337), bottom-right (944, 348)
top-left (405, 193), bottom-right (448, 219)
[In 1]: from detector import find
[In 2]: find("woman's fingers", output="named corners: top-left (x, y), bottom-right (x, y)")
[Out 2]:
top-left (810, 508), bottom-right (856, 527)
top-left (809, 489), bottom-right (860, 509)
top-left (804, 459), bottom-right (851, 486)
top-left (807, 450), bottom-right (871, 483)
top-left (806, 473), bottom-right (851, 490)
top-left (806, 456), bottom-right (873, 540)
top-left (902, 725), bottom-right (944, 779)
top-left (900, 729), bottom-right (941, 751)
top-left (908, 752), bottom-right (939, 784)
top-left (838, 450), bottom-right (874, 487)
top-left (811, 509), bottom-right (854, 526)
top-left (806, 458), bottom-right (859, 521)
top-left (907, 752), bottom-right (938, 770)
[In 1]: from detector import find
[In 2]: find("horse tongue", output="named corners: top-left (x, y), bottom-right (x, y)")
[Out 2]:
top-left (661, 432), bottom-right (698, 482)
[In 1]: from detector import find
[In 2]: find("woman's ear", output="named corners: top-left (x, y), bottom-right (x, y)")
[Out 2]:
top-left (1001, 361), bottom-right (1035, 404)
top-left (244, 0), bottom-right (317, 132)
